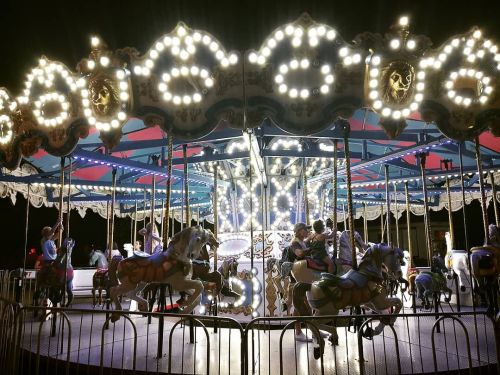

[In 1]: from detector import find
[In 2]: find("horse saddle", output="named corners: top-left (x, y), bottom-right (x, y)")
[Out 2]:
top-left (317, 269), bottom-right (369, 290)
top-left (132, 250), bottom-right (152, 258)
top-left (305, 258), bottom-right (327, 272)
top-left (95, 268), bottom-right (108, 276)
top-left (192, 259), bottom-right (210, 267)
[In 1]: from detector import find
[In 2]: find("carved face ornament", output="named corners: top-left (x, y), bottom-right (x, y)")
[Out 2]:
top-left (381, 61), bottom-right (415, 105)
top-left (389, 71), bottom-right (412, 100)
top-left (89, 78), bottom-right (119, 117)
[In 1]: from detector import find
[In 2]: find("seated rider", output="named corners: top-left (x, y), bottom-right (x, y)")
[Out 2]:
top-left (308, 219), bottom-right (336, 274)
top-left (40, 219), bottom-right (63, 269)
top-left (290, 222), bottom-right (312, 267)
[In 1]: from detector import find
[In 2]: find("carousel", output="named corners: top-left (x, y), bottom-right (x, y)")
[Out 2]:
top-left (0, 13), bottom-right (499, 375)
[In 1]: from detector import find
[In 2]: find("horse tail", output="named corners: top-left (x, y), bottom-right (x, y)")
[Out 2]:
top-left (293, 282), bottom-right (312, 316)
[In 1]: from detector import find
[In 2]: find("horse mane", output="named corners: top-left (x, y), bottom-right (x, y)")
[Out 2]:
top-left (169, 227), bottom-right (194, 254)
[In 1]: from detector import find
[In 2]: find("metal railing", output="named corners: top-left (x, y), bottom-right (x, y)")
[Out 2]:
top-left (0, 270), bottom-right (499, 375)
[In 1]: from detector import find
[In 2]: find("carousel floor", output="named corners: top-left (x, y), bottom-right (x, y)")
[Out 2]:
top-left (15, 301), bottom-right (497, 375)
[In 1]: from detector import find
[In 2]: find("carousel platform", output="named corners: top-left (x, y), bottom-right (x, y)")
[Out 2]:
top-left (10, 301), bottom-right (497, 375)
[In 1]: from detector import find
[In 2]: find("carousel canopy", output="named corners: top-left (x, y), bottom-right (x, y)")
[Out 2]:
top-left (0, 14), bottom-right (499, 230)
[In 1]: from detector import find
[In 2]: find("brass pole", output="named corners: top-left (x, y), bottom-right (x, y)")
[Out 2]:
top-left (474, 137), bottom-right (489, 244)
top-left (133, 199), bottom-right (138, 246)
top-left (65, 158), bottom-right (72, 237)
top-left (21, 184), bottom-right (30, 303)
top-left (380, 204), bottom-right (384, 242)
top-left (490, 171), bottom-right (499, 227)
top-left (183, 144), bottom-right (190, 226)
top-left (419, 154), bottom-right (433, 265)
top-left (341, 120), bottom-right (357, 269)
top-left (332, 140), bottom-right (338, 257)
top-left (404, 182), bottom-right (413, 268)
top-left (446, 176), bottom-right (455, 249)
top-left (343, 204), bottom-right (347, 230)
top-left (213, 164), bottom-right (218, 268)
top-left (303, 158), bottom-right (310, 225)
top-left (58, 157), bottom-right (65, 245)
top-left (163, 135), bottom-right (173, 244)
top-left (150, 158), bottom-right (157, 230)
top-left (384, 164), bottom-right (391, 246)
top-left (160, 199), bottom-right (165, 242)
top-left (108, 168), bottom-right (117, 262)
top-left (363, 203), bottom-right (368, 244)
top-left (394, 183), bottom-right (400, 248)
top-left (106, 197), bottom-right (110, 253)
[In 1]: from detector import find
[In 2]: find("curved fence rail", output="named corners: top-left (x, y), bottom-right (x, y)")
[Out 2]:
top-left (0, 271), bottom-right (499, 375)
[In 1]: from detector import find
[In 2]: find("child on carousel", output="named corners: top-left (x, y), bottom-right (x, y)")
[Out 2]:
top-left (307, 219), bottom-right (336, 274)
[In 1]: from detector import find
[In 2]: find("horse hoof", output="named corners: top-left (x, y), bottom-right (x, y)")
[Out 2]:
top-left (110, 313), bottom-right (121, 323)
top-left (328, 335), bottom-right (339, 346)
top-left (362, 327), bottom-right (374, 340)
top-left (313, 347), bottom-right (322, 360)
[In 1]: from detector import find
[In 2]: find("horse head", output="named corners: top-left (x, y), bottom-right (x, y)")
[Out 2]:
top-left (169, 226), bottom-right (220, 263)
top-left (360, 244), bottom-right (404, 280)
top-left (489, 224), bottom-right (500, 246)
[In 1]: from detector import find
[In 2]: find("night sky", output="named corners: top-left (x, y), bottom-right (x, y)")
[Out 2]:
top-left (0, 0), bottom-right (499, 268)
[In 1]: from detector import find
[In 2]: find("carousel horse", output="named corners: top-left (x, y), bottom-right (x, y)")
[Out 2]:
top-left (218, 257), bottom-right (241, 298)
top-left (293, 243), bottom-right (404, 356)
top-left (34, 238), bottom-right (75, 311)
top-left (109, 226), bottom-right (218, 321)
top-left (89, 252), bottom-right (122, 306)
top-left (444, 232), bottom-right (471, 293)
top-left (470, 224), bottom-right (500, 314)
top-left (414, 255), bottom-right (452, 309)
top-left (290, 230), bottom-right (367, 284)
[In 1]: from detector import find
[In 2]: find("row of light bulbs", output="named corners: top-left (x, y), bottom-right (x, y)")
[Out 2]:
top-left (0, 89), bottom-right (16, 144)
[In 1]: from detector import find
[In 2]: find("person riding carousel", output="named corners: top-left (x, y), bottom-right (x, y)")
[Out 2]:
top-left (40, 219), bottom-right (63, 270)
top-left (53, 237), bottom-right (76, 307)
top-left (138, 222), bottom-right (162, 255)
top-left (308, 219), bottom-right (336, 274)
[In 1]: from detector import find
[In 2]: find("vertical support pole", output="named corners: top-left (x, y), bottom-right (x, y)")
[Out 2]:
top-left (66, 158), bottom-right (72, 237)
top-left (133, 199), bottom-right (138, 246)
top-left (106, 197), bottom-right (110, 254)
top-left (340, 120), bottom-right (357, 270)
top-left (445, 176), bottom-right (455, 249)
top-left (58, 157), bottom-right (65, 245)
top-left (213, 164), bottom-right (218, 269)
top-left (343, 204), bottom-right (347, 231)
top-left (21, 184), bottom-right (30, 304)
top-left (160, 199), bottom-right (165, 243)
top-left (380, 204), bottom-right (384, 242)
top-left (183, 144), bottom-right (190, 227)
top-left (248, 132), bottom-right (254, 273)
top-left (303, 158), bottom-right (310, 225)
top-left (394, 184), bottom-right (400, 248)
top-left (404, 182), bottom-right (413, 268)
top-left (490, 171), bottom-right (499, 227)
top-left (150, 158), bottom-right (157, 230)
top-left (384, 164), bottom-right (391, 246)
top-left (108, 168), bottom-right (117, 262)
top-left (197, 206), bottom-right (201, 226)
top-left (474, 137), bottom-right (489, 244)
top-left (163, 135), bottom-right (173, 243)
top-left (458, 143), bottom-right (470, 251)
top-left (419, 154), bottom-right (433, 265)
top-left (363, 203), bottom-right (368, 244)
top-left (332, 140), bottom-right (338, 258)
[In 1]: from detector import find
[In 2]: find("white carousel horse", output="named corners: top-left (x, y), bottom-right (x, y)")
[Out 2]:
top-left (89, 249), bottom-right (108, 269)
top-left (415, 255), bottom-right (452, 309)
top-left (444, 232), bottom-right (471, 293)
top-left (293, 243), bottom-right (404, 355)
top-left (109, 226), bottom-right (219, 321)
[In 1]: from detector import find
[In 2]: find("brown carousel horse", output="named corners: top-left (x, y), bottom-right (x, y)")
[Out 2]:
top-left (293, 243), bottom-right (404, 356)
top-left (88, 250), bottom-right (122, 306)
top-left (470, 224), bottom-right (500, 314)
top-left (33, 238), bottom-right (75, 314)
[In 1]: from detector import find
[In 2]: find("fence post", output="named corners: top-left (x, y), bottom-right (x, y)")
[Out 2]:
top-left (496, 312), bottom-right (500, 374)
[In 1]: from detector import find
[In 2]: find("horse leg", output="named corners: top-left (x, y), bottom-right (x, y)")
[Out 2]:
top-left (168, 272), bottom-right (203, 314)
top-left (423, 289), bottom-right (433, 309)
top-left (364, 292), bottom-right (403, 336)
top-left (125, 283), bottom-right (148, 312)
top-left (110, 279), bottom-right (136, 321)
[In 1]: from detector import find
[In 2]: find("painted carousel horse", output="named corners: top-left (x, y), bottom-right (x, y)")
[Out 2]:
top-left (444, 232), bottom-right (471, 293)
top-left (89, 250), bottom-right (123, 306)
top-left (470, 224), bottom-right (500, 314)
top-left (337, 230), bottom-right (369, 275)
top-left (415, 255), bottom-right (452, 309)
top-left (293, 243), bottom-right (404, 356)
top-left (218, 257), bottom-right (241, 298)
top-left (109, 226), bottom-right (218, 321)
top-left (34, 238), bottom-right (75, 312)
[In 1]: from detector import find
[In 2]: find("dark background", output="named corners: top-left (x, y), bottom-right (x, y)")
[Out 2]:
top-left (0, 0), bottom-right (499, 268)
